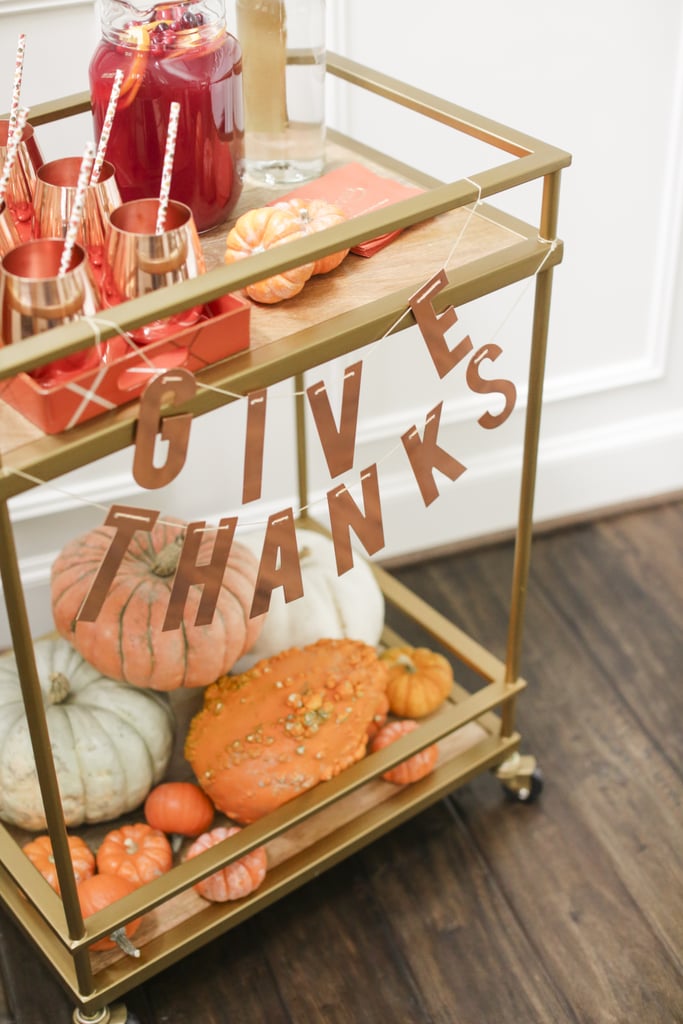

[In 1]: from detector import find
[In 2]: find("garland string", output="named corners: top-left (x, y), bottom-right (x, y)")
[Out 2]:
top-left (3, 181), bottom-right (558, 533)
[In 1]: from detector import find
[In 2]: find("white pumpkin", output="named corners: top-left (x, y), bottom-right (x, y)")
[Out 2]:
top-left (233, 527), bottom-right (385, 672)
top-left (0, 635), bottom-right (175, 831)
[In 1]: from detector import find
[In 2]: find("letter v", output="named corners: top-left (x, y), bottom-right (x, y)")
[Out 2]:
top-left (306, 361), bottom-right (362, 478)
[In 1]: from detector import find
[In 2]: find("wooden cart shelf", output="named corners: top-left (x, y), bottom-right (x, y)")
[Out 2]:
top-left (0, 52), bottom-right (570, 1018)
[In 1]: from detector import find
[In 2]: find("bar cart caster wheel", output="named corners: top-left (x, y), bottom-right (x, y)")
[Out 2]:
top-left (73, 1003), bottom-right (132, 1024)
top-left (495, 752), bottom-right (544, 803)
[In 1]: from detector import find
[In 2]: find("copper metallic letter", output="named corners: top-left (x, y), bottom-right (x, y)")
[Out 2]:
top-left (409, 270), bottom-right (473, 379)
top-left (307, 361), bottom-right (363, 478)
top-left (162, 517), bottom-right (238, 631)
top-left (402, 403), bottom-right (467, 507)
top-left (466, 344), bottom-right (517, 429)
top-left (327, 465), bottom-right (385, 575)
top-left (250, 508), bottom-right (304, 619)
top-left (132, 370), bottom-right (196, 490)
top-left (242, 388), bottom-right (268, 504)
top-left (77, 505), bottom-right (160, 622)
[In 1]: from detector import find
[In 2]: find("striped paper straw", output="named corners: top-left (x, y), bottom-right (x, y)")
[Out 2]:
top-left (58, 141), bottom-right (95, 277)
top-left (0, 105), bottom-right (28, 206)
top-left (7, 34), bottom-right (26, 146)
top-left (155, 101), bottom-right (180, 235)
top-left (90, 68), bottom-right (123, 186)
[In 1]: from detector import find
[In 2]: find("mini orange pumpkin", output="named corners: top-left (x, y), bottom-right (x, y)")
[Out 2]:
top-left (185, 825), bottom-right (267, 902)
top-left (23, 834), bottom-right (95, 894)
top-left (224, 205), bottom-right (315, 303)
top-left (370, 719), bottom-right (439, 784)
top-left (96, 823), bottom-right (173, 888)
top-left (185, 638), bottom-right (389, 823)
top-left (380, 646), bottom-right (454, 718)
top-left (77, 873), bottom-right (142, 954)
top-left (144, 781), bottom-right (215, 838)
top-left (274, 198), bottom-right (350, 275)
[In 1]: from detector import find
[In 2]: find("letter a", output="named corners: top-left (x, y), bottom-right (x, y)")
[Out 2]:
top-left (402, 403), bottom-right (467, 506)
top-left (250, 508), bottom-right (304, 619)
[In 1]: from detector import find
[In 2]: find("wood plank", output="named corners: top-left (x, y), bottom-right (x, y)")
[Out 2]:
top-left (395, 504), bottom-right (683, 1024)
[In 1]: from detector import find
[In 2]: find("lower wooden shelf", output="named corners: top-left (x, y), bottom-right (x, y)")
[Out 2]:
top-left (0, 681), bottom-right (519, 1010)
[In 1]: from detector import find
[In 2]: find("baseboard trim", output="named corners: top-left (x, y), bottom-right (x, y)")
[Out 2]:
top-left (378, 489), bottom-right (683, 569)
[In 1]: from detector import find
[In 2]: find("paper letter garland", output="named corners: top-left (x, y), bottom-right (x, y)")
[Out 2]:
top-left (71, 214), bottom-right (539, 629)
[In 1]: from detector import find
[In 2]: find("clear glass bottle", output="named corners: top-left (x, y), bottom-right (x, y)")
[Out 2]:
top-left (234, 0), bottom-right (325, 185)
top-left (89, 0), bottom-right (245, 232)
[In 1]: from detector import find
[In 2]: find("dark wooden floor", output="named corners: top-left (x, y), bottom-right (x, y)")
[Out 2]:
top-left (0, 500), bottom-right (681, 1024)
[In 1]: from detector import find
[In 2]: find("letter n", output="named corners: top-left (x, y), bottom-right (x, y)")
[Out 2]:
top-left (327, 464), bottom-right (385, 575)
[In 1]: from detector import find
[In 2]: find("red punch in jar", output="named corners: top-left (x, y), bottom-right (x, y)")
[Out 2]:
top-left (89, 0), bottom-right (244, 233)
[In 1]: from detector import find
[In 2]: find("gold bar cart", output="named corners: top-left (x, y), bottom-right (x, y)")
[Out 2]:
top-left (0, 54), bottom-right (570, 1022)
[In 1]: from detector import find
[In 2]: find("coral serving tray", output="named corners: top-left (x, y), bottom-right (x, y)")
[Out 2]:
top-left (0, 292), bottom-right (250, 434)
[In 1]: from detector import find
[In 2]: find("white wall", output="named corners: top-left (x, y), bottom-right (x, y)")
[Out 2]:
top-left (325, 1), bottom-right (683, 549)
top-left (2, 0), bottom-right (682, 643)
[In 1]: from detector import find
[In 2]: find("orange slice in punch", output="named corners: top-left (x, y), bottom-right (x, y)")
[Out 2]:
top-left (116, 24), bottom-right (151, 110)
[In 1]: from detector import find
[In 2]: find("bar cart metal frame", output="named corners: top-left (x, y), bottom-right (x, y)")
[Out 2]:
top-left (0, 54), bottom-right (570, 1021)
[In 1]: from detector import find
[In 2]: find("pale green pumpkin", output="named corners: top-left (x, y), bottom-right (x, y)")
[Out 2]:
top-left (0, 635), bottom-right (175, 831)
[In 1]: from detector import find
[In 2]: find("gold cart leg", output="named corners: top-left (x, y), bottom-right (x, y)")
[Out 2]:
top-left (294, 371), bottom-right (311, 523)
top-left (501, 260), bottom-right (555, 731)
top-left (497, 171), bottom-right (562, 798)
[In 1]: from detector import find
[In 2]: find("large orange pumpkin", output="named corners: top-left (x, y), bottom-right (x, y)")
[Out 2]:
top-left (50, 517), bottom-right (264, 690)
top-left (273, 198), bottom-right (350, 275)
top-left (185, 638), bottom-right (389, 823)
top-left (224, 205), bottom-right (314, 304)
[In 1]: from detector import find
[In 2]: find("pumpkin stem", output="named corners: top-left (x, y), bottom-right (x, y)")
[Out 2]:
top-left (395, 653), bottom-right (417, 673)
top-left (151, 536), bottom-right (184, 577)
top-left (110, 927), bottom-right (141, 958)
top-left (47, 672), bottom-right (70, 705)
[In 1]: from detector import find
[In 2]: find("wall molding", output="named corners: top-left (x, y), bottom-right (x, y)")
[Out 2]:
top-left (642, 11), bottom-right (683, 381)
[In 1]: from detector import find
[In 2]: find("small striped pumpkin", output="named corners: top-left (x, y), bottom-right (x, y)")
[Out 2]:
top-left (185, 826), bottom-right (267, 902)
top-left (370, 719), bottom-right (438, 785)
